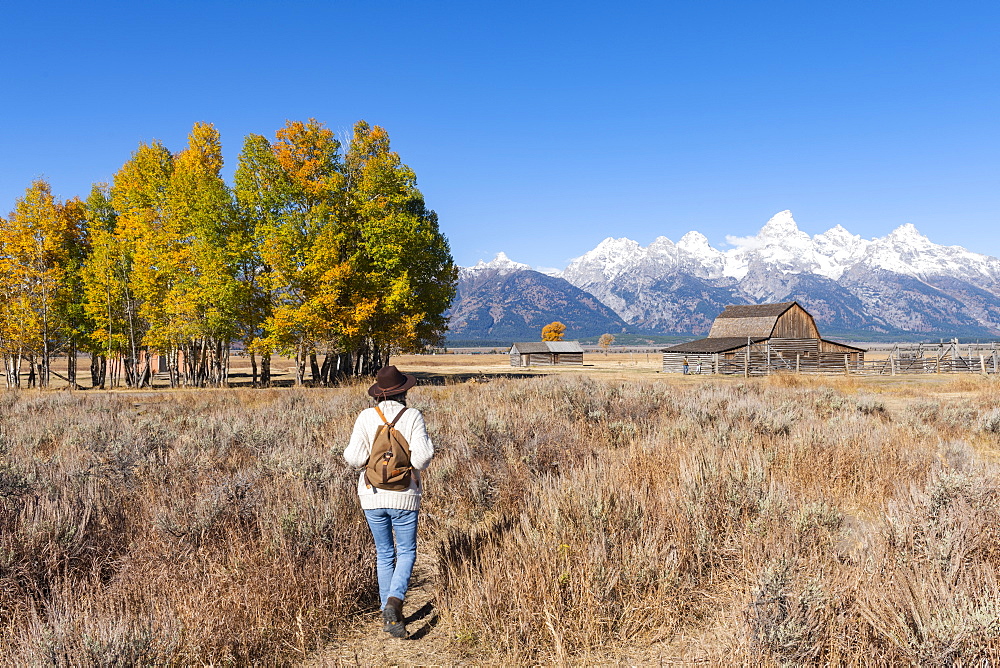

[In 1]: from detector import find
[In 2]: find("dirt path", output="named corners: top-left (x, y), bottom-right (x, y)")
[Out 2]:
top-left (303, 560), bottom-right (459, 666)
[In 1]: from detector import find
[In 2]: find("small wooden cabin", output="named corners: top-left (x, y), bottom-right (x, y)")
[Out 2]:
top-left (663, 302), bottom-right (865, 374)
top-left (510, 341), bottom-right (585, 367)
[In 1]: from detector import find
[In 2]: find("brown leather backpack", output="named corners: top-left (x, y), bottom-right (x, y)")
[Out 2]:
top-left (364, 406), bottom-right (413, 491)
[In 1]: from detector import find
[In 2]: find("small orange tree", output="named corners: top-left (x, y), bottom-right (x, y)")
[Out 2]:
top-left (598, 333), bottom-right (615, 354)
top-left (541, 321), bottom-right (566, 341)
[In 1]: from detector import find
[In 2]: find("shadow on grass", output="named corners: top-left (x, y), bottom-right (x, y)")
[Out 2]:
top-left (405, 601), bottom-right (439, 641)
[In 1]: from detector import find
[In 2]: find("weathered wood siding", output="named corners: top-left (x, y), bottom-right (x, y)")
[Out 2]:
top-left (511, 352), bottom-right (584, 366)
top-left (818, 339), bottom-right (861, 355)
top-left (771, 304), bottom-right (821, 339)
top-left (662, 353), bottom-right (716, 373)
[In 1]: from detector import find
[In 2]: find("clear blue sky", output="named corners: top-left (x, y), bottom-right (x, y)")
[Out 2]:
top-left (2, 1), bottom-right (998, 269)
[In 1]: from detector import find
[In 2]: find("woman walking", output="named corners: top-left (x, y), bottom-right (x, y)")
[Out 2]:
top-left (344, 365), bottom-right (434, 638)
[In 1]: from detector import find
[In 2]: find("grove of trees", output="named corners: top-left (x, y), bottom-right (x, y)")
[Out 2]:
top-left (0, 120), bottom-right (456, 389)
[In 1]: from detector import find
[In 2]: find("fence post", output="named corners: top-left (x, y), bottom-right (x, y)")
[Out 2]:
top-left (844, 354), bottom-right (850, 376)
top-left (796, 353), bottom-right (800, 374)
top-left (981, 354), bottom-right (987, 375)
top-left (713, 353), bottom-right (719, 375)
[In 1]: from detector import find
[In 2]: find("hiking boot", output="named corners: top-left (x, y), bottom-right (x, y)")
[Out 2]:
top-left (382, 596), bottom-right (407, 638)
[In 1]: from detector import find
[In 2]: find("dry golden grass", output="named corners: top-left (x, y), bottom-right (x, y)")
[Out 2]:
top-left (1, 371), bottom-right (1000, 664)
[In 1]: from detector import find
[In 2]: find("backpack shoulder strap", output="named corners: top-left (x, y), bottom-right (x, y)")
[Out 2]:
top-left (374, 404), bottom-right (407, 428)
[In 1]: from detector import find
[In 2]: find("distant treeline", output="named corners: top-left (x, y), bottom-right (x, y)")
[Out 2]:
top-left (0, 120), bottom-right (456, 389)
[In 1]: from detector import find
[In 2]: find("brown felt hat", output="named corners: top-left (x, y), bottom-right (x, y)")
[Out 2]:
top-left (368, 365), bottom-right (417, 398)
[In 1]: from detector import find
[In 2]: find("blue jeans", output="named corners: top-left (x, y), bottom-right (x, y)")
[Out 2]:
top-left (363, 508), bottom-right (419, 608)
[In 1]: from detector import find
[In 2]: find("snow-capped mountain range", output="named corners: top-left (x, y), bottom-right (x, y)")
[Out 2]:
top-left (563, 211), bottom-right (1000, 286)
top-left (449, 211), bottom-right (1000, 339)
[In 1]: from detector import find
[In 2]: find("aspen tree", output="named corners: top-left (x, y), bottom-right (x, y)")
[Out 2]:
top-left (80, 184), bottom-right (126, 387)
top-left (241, 119), bottom-right (346, 385)
top-left (233, 133), bottom-right (285, 387)
top-left (55, 196), bottom-right (89, 386)
top-left (0, 214), bottom-right (35, 387)
top-left (110, 140), bottom-right (173, 386)
top-left (343, 120), bottom-right (456, 375)
top-left (1, 180), bottom-right (79, 387)
top-left (163, 123), bottom-right (239, 387)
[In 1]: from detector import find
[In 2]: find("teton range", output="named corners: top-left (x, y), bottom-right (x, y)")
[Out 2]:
top-left (447, 211), bottom-right (1000, 342)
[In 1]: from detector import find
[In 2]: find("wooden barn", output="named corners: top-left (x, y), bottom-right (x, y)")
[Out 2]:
top-left (510, 341), bottom-right (585, 367)
top-left (663, 302), bottom-right (865, 375)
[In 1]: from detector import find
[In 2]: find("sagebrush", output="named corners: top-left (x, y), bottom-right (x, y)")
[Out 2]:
top-left (1, 375), bottom-right (999, 664)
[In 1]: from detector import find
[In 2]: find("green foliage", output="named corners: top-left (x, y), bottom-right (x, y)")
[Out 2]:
top-left (4, 118), bottom-right (455, 388)
top-left (235, 119), bottom-right (456, 382)
top-left (0, 179), bottom-right (87, 386)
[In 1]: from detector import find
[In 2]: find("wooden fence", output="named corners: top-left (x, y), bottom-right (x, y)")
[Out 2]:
top-left (664, 339), bottom-right (1000, 376)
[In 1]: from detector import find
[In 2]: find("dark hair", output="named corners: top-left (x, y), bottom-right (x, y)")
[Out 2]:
top-left (375, 392), bottom-right (407, 405)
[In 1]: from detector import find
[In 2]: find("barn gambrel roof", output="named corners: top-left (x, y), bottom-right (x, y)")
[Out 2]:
top-left (708, 301), bottom-right (805, 339)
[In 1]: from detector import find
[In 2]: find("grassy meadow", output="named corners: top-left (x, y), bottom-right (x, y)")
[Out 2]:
top-left (1, 368), bottom-right (999, 664)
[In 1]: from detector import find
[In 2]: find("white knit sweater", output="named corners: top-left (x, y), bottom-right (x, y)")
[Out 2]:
top-left (343, 400), bottom-right (434, 511)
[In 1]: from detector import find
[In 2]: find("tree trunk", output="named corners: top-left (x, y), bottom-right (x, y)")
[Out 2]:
top-left (124, 355), bottom-right (135, 387)
top-left (219, 340), bottom-right (229, 387)
top-left (41, 295), bottom-right (50, 388)
top-left (199, 338), bottom-right (209, 386)
top-left (68, 346), bottom-right (77, 388)
top-left (125, 286), bottom-right (139, 387)
top-left (319, 354), bottom-right (333, 385)
top-left (137, 351), bottom-right (151, 388)
top-left (13, 353), bottom-right (23, 388)
top-left (294, 346), bottom-right (306, 386)
top-left (91, 355), bottom-right (106, 389)
top-left (309, 352), bottom-right (320, 385)
top-left (340, 351), bottom-right (352, 382)
top-left (261, 354), bottom-right (271, 388)
top-left (250, 351), bottom-right (258, 388)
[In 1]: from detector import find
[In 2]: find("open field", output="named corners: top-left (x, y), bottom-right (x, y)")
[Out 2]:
top-left (13, 346), bottom-right (984, 393)
top-left (9, 351), bottom-right (668, 390)
top-left (1, 364), bottom-right (999, 664)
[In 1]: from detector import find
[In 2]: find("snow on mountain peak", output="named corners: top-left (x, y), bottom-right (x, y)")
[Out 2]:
top-left (759, 210), bottom-right (800, 236)
top-left (886, 223), bottom-right (932, 247)
top-left (677, 231), bottom-right (726, 273)
top-left (819, 223), bottom-right (847, 236)
top-left (462, 252), bottom-right (531, 277)
top-left (568, 237), bottom-right (644, 280)
top-left (813, 225), bottom-right (870, 278)
top-left (592, 236), bottom-right (642, 254)
top-left (648, 236), bottom-right (677, 253)
top-left (721, 210), bottom-right (824, 279)
top-left (677, 230), bottom-right (711, 251)
top-left (860, 223), bottom-right (998, 280)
